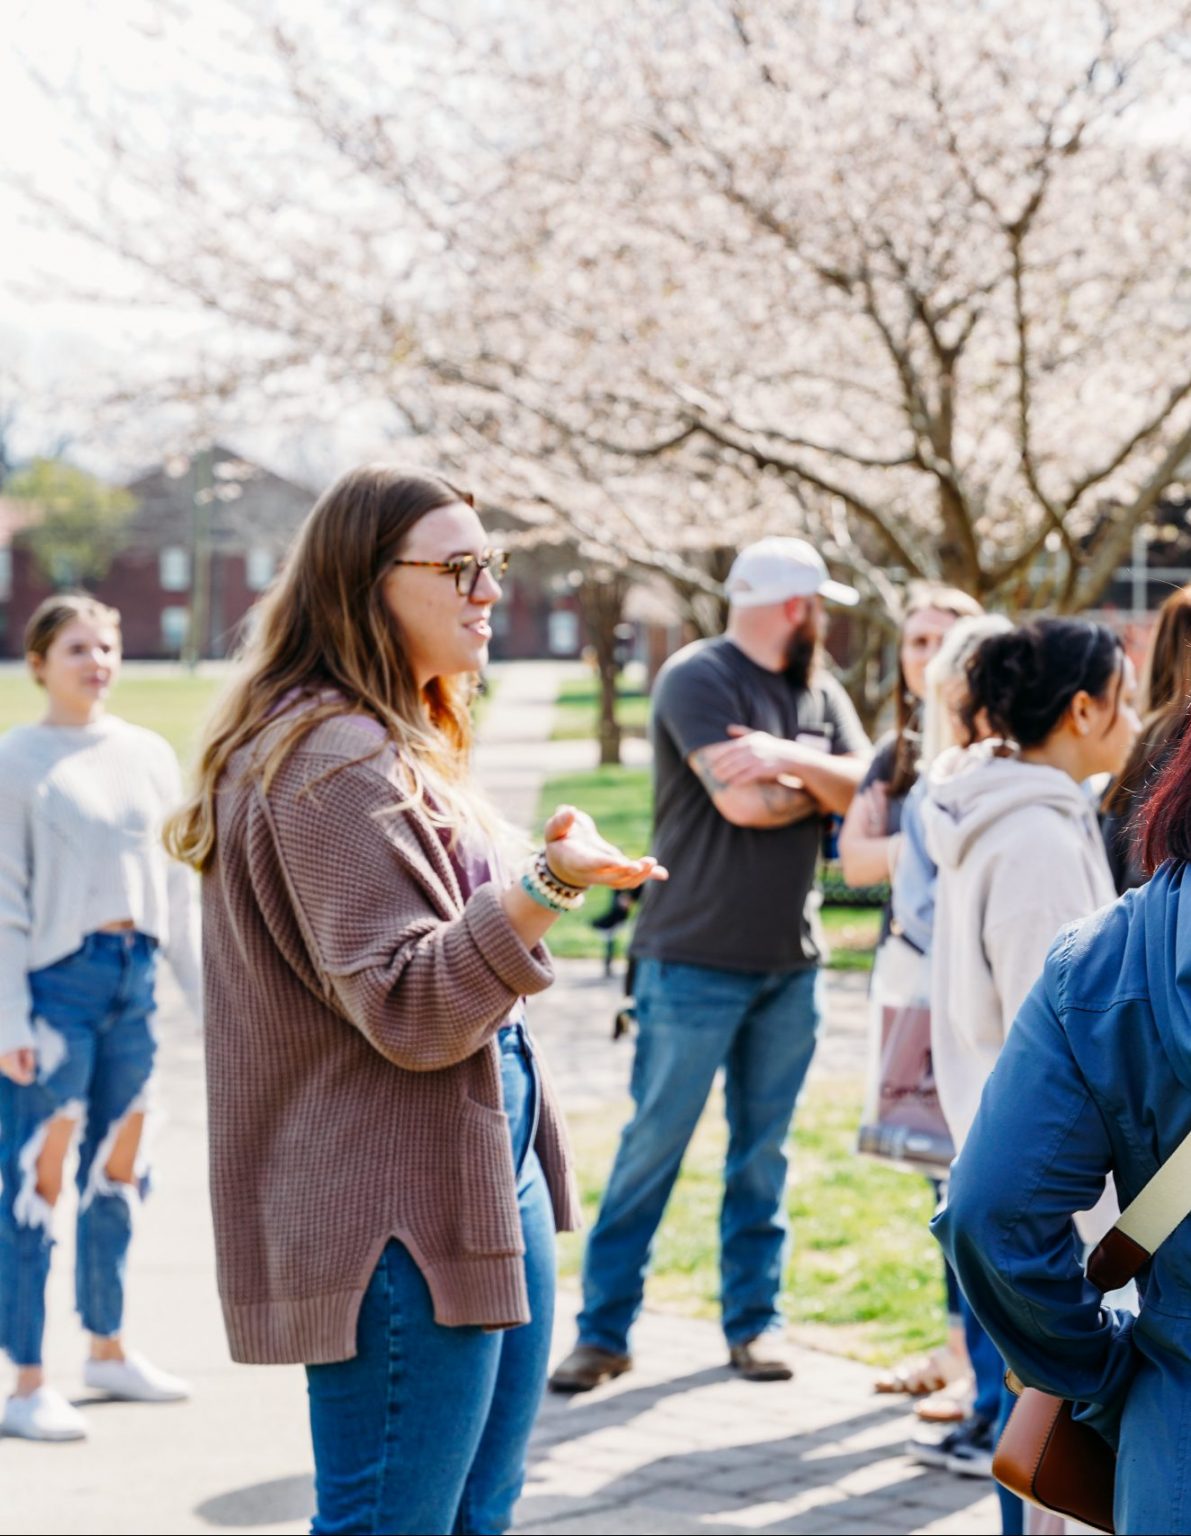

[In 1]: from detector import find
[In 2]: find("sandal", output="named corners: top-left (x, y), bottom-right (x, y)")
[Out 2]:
top-left (914, 1375), bottom-right (974, 1422)
top-left (873, 1344), bottom-right (967, 1396)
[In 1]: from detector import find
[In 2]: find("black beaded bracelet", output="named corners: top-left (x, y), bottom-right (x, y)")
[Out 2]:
top-left (538, 849), bottom-right (588, 896)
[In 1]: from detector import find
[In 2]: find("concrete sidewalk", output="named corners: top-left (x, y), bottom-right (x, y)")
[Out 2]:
top-left (475, 660), bottom-right (650, 829)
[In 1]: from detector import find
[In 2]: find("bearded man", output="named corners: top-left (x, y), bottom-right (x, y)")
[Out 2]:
top-left (550, 537), bottom-right (870, 1389)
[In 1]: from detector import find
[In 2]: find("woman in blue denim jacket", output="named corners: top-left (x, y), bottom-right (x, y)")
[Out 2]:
top-left (934, 725), bottom-right (1191, 1534)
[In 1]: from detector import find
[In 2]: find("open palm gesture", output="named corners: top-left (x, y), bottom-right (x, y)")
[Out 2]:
top-left (542, 805), bottom-right (668, 891)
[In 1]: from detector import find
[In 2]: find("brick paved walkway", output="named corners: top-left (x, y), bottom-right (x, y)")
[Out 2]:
top-left (524, 1297), bottom-right (998, 1536)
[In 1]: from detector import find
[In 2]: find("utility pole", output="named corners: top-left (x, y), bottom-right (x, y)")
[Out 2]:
top-left (183, 447), bottom-right (213, 670)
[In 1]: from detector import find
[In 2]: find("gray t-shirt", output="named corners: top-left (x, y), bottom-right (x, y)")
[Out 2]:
top-left (630, 636), bottom-right (870, 973)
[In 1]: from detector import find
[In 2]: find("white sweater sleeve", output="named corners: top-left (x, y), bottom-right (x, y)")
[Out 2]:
top-left (0, 760), bottom-right (35, 1055)
top-left (158, 747), bottom-right (203, 1026)
top-left (165, 856), bottom-right (203, 1025)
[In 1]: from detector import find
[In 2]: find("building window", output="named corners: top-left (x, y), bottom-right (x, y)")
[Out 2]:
top-left (160, 546), bottom-right (190, 592)
top-left (548, 609), bottom-right (580, 655)
top-left (245, 546), bottom-right (275, 592)
top-left (0, 548), bottom-right (10, 602)
top-left (161, 605), bottom-right (190, 651)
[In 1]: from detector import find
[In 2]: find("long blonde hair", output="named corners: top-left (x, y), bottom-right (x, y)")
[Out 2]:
top-left (164, 464), bottom-right (498, 872)
top-left (919, 614), bottom-right (1012, 768)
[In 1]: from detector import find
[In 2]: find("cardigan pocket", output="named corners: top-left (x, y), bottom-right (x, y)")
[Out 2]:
top-left (459, 1098), bottom-right (525, 1257)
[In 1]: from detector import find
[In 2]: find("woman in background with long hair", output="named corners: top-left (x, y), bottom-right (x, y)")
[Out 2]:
top-left (1102, 584), bottom-right (1191, 892)
top-left (840, 584), bottom-right (982, 901)
top-left (840, 584), bottom-right (982, 1408)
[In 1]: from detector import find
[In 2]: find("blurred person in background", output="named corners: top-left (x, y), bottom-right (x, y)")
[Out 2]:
top-left (840, 584), bottom-right (983, 913)
top-left (879, 615), bottom-right (1025, 1465)
top-left (1101, 584), bottom-right (1191, 893)
top-left (839, 585), bottom-right (982, 1409)
top-left (0, 595), bottom-right (201, 1442)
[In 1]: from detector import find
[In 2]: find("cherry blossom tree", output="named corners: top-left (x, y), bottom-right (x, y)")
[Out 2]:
top-left (442, 0), bottom-right (1191, 620)
top-left (13, 0), bottom-right (1191, 730)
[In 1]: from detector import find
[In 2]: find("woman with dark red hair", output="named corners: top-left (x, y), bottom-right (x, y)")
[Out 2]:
top-left (934, 708), bottom-right (1191, 1533)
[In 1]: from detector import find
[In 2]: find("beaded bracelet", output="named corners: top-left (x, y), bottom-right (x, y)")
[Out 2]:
top-left (520, 849), bottom-right (587, 912)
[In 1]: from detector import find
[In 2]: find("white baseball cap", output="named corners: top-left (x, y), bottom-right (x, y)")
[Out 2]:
top-left (724, 537), bottom-right (860, 609)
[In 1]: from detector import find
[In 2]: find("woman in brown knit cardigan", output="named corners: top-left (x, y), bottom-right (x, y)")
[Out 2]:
top-left (165, 466), bottom-right (667, 1535)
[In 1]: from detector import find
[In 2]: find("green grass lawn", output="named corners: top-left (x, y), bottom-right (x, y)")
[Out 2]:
top-left (820, 903), bottom-right (882, 971)
top-left (551, 675), bottom-right (652, 741)
top-left (0, 670), bottom-right (224, 765)
top-left (0, 668), bottom-right (498, 768)
top-left (534, 766), bottom-right (655, 957)
top-left (557, 1078), bottom-right (945, 1366)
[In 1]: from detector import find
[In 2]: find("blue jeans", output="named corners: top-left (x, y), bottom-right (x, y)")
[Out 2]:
top-left (959, 1271), bottom-right (1021, 1531)
top-left (0, 932), bottom-right (159, 1367)
top-left (305, 1021), bottom-right (555, 1535)
top-left (579, 958), bottom-right (821, 1353)
top-left (962, 1287), bottom-right (1004, 1425)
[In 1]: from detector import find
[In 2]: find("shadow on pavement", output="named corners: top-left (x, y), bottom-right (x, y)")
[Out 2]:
top-left (525, 1386), bottom-right (994, 1534)
top-left (195, 1472), bottom-right (314, 1527)
top-left (533, 1364), bottom-right (733, 1436)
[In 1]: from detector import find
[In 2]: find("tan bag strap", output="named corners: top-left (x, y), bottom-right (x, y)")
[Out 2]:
top-left (1086, 1124), bottom-right (1191, 1291)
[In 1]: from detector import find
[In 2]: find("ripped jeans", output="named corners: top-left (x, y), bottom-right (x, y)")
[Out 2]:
top-left (0, 932), bottom-right (158, 1367)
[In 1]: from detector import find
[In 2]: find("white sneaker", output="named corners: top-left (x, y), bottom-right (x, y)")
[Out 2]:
top-left (2, 1386), bottom-right (88, 1441)
top-left (83, 1351), bottom-right (191, 1403)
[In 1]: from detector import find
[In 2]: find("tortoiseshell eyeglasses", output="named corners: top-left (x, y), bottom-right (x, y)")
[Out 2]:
top-left (390, 548), bottom-right (510, 599)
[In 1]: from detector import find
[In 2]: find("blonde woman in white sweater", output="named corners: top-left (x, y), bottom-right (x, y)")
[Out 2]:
top-left (0, 595), bottom-right (201, 1441)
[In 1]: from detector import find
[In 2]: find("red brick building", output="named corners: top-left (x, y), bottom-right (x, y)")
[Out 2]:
top-left (0, 452), bottom-right (593, 662)
top-left (2, 447), bottom-right (314, 659)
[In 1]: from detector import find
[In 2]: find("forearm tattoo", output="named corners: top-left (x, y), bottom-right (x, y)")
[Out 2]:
top-left (691, 749), bottom-right (816, 825)
top-left (690, 748), bottom-right (730, 795)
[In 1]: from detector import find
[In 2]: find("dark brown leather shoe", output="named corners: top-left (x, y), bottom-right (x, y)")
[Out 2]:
top-left (547, 1343), bottom-right (633, 1394)
top-left (728, 1336), bottom-right (796, 1382)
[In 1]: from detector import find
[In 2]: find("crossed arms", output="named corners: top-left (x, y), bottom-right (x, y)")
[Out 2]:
top-left (689, 726), bottom-right (866, 829)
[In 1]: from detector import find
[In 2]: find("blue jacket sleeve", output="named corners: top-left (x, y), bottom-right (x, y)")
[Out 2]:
top-left (890, 781), bottom-right (934, 955)
top-left (931, 940), bottom-right (1137, 1443)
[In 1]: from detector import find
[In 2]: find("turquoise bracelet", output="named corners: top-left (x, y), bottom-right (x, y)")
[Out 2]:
top-left (520, 851), bottom-right (586, 912)
top-left (520, 872), bottom-right (570, 913)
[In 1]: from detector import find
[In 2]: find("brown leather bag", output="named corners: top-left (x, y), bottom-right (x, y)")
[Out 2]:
top-left (991, 1221), bottom-right (1157, 1533)
top-left (993, 1385), bottom-right (1116, 1533)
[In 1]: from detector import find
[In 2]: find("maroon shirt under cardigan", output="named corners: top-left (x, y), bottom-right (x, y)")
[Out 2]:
top-left (202, 711), bottom-right (580, 1365)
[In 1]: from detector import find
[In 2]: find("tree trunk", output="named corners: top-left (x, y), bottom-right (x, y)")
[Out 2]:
top-left (836, 612), bottom-right (891, 736)
top-left (577, 571), bottom-right (631, 767)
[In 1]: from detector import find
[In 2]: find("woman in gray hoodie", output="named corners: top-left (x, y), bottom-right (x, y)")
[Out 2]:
top-left (924, 620), bottom-right (1138, 1155)
top-left (921, 618), bottom-right (1138, 1527)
